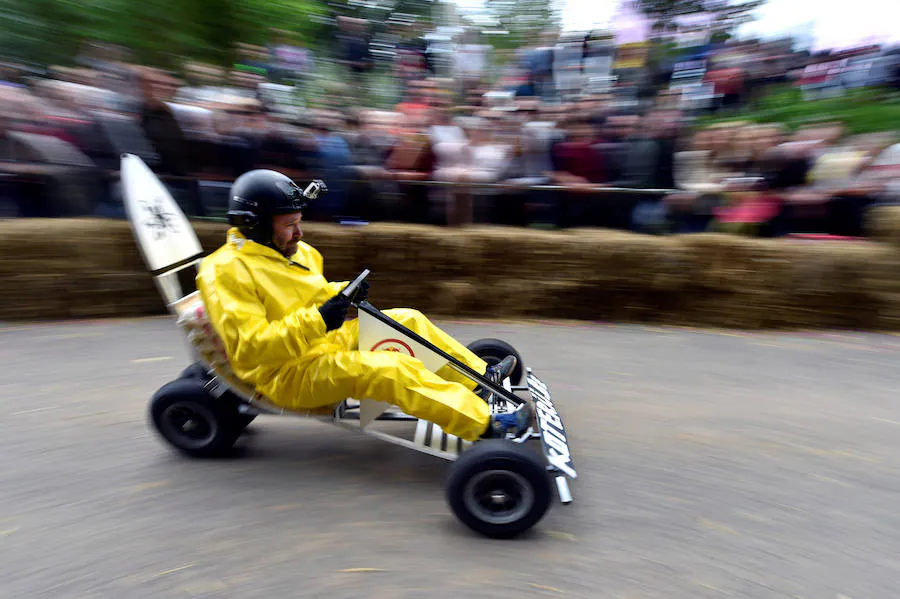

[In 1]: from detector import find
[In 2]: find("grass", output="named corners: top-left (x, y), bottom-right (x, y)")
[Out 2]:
top-left (695, 85), bottom-right (900, 134)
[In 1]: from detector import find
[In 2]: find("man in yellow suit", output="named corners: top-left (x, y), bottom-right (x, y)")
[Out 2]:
top-left (197, 170), bottom-right (531, 442)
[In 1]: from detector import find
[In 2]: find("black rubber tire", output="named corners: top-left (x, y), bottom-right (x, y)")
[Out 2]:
top-left (179, 361), bottom-right (211, 380)
top-left (466, 338), bottom-right (524, 385)
top-left (148, 378), bottom-right (243, 458)
top-left (178, 362), bottom-right (256, 431)
top-left (446, 440), bottom-right (552, 539)
top-left (236, 413), bottom-right (257, 429)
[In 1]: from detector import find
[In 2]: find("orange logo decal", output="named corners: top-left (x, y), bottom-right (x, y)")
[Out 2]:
top-left (371, 338), bottom-right (415, 356)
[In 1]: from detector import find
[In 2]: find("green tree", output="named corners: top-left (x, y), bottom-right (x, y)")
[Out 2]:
top-left (0, 0), bottom-right (329, 71)
top-left (482, 0), bottom-right (561, 51)
top-left (629, 0), bottom-right (765, 39)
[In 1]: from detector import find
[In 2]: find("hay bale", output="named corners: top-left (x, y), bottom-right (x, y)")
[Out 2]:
top-left (779, 239), bottom-right (886, 330)
top-left (545, 230), bottom-right (694, 324)
top-left (406, 226), bottom-right (482, 279)
top-left (472, 278), bottom-right (591, 320)
top-left (460, 226), bottom-right (580, 280)
top-left (0, 274), bottom-right (70, 320)
top-left (64, 272), bottom-right (161, 318)
top-left (0, 219), bottom-right (171, 319)
top-left (0, 219), bottom-right (160, 319)
top-left (674, 234), bottom-right (793, 329)
top-left (866, 206), bottom-right (900, 249)
top-left (346, 224), bottom-right (457, 308)
top-left (4, 218), bottom-right (900, 331)
top-left (298, 223), bottom-right (365, 283)
top-left (571, 229), bottom-right (692, 289)
top-left (194, 221), bottom-right (230, 251)
top-left (355, 224), bottom-right (440, 272)
top-left (846, 243), bottom-right (900, 330)
top-left (431, 281), bottom-right (479, 317)
top-left (669, 235), bottom-right (891, 329)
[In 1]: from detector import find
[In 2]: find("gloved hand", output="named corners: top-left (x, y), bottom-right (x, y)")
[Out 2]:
top-left (318, 291), bottom-right (351, 332)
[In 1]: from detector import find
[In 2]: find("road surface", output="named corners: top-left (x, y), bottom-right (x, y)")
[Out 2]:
top-left (2, 317), bottom-right (900, 598)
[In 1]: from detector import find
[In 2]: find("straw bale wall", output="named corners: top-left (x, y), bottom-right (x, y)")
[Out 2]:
top-left (2, 215), bottom-right (900, 330)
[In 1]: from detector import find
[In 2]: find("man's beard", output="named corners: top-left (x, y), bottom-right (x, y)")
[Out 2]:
top-left (276, 240), bottom-right (298, 258)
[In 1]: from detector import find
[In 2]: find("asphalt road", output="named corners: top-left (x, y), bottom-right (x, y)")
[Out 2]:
top-left (2, 316), bottom-right (900, 599)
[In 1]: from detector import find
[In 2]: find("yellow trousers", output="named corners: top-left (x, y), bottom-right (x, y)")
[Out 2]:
top-left (279, 308), bottom-right (492, 441)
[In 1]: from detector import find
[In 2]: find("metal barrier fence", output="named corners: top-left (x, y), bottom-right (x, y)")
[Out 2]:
top-left (180, 177), bottom-right (679, 227)
top-left (0, 162), bottom-right (677, 225)
top-left (338, 179), bottom-right (677, 196)
top-left (103, 170), bottom-right (676, 195)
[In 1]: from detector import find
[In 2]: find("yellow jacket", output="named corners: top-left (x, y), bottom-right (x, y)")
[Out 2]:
top-left (196, 228), bottom-right (348, 400)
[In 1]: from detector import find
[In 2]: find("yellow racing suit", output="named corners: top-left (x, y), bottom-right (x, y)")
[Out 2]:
top-left (196, 228), bottom-right (492, 440)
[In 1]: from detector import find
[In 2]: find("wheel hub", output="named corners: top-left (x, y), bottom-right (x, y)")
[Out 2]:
top-left (160, 402), bottom-right (218, 449)
top-left (490, 491), bottom-right (511, 505)
top-left (463, 469), bottom-right (535, 525)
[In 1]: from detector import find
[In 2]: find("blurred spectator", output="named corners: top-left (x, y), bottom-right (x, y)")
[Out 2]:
top-left (784, 130), bottom-right (895, 236)
top-left (454, 28), bottom-right (492, 100)
top-left (705, 57), bottom-right (746, 111)
top-left (605, 109), bottom-right (678, 233)
top-left (860, 139), bottom-right (900, 204)
top-left (138, 70), bottom-right (193, 175)
top-left (429, 108), bottom-right (469, 225)
top-left (136, 68), bottom-right (209, 216)
top-left (457, 114), bottom-right (514, 225)
top-left (307, 114), bottom-right (353, 222)
top-left (267, 29), bottom-right (312, 86)
top-left (338, 17), bottom-right (373, 103)
top-left (666, 125), bottom-right (729, 233)
top-left (525, 31), bottom-right (558, 101)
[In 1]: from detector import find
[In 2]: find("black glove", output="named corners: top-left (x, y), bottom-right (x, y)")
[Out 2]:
top-left (318, 292), bottom-right (351, 332)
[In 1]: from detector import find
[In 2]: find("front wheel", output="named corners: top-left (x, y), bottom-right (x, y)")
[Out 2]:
top-left (467, 338), bottom-right (524, 385)
top-left (446, 440), bottom-right (552, 539)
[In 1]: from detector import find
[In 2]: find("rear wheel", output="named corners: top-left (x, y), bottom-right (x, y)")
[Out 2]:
top-left (149, 378), bottom-right (243, 458)
top-left (179, 362), bottom-right (210, 380)
top-left (178, 362), bottom-right (256, 431)
top-left (467, 338), bottom-right (524, 385)
top-left (236, 413), bottom-right (257, 430)
top-left (446, 440), bottom-right (551, 539)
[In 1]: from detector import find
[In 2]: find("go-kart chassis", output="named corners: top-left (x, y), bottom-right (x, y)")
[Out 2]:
top-left (200, 296), bottom-right (576, 505)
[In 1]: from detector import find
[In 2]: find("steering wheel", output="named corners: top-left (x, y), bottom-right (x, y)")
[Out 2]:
top-left (341, 269), bottom-right (370, 304)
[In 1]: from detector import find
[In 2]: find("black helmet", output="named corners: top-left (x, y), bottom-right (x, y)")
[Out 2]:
top-left (227, 170), bottom-right (327, 244)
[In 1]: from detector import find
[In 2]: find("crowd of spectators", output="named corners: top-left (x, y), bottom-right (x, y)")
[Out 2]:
top-left (1, 25), bottom-right (898, 238)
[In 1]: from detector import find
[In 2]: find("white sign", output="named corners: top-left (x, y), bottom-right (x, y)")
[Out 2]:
top-left (358, 309), bottom-right (449, 373)
top-left (121, 153), bottom-right (203, 273)
top-left (355, 308), bottom-right (452, 427)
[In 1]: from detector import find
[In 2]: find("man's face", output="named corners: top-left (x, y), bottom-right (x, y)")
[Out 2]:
top-left (272, 212), bottom-right (303, 257)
